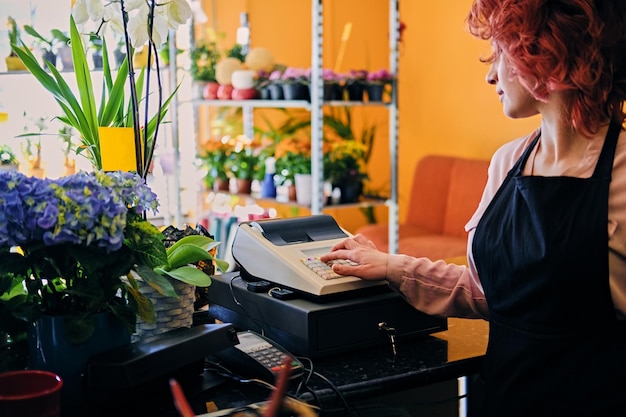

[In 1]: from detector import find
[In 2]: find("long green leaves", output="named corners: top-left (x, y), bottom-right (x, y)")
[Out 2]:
top-left (11, 16), bottom-right (181, 173)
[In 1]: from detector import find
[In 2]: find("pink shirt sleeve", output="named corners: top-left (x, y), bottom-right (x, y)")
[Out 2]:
top-left (385, 128), bottom-right (626, 319)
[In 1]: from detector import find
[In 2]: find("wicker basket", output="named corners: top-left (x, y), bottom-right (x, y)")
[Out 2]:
top-left (132, 278), bottom-right (196, 342)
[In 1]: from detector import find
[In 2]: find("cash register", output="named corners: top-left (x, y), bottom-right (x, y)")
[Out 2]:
top-left (207, 215), bottom-right (447, 358)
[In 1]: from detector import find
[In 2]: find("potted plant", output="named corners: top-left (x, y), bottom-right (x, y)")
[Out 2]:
top-left (11, 14), bottom-right (179, 176)
top-left (365, 68), bottom-right (394, 102)
top-left (198, 138), bottom-right (232, 191)
top-left (320, 68), bottom-right (343, 101)
top-left (280, 67), bottom-right (310, 101)
top-left (0, 169), bottom-right (228, 383)
top-left (0, 144), bottom-right (18, 170)
top-left (5, 17), bottom-right (27, 71)
top-left (274, 136), bottom-right (313, 203)
top-left (190, 39), bottom-right (221, 99)
top-left (268, 69), bottom-right (284, 100)
top-left (323, 138), bottom-right (369, 203)
top-left (224, 135), bottom-right (262, 194)
top-left (22, 25), bottom-right (69, 69)
top-left (344, 69), bottom-right (369, 101)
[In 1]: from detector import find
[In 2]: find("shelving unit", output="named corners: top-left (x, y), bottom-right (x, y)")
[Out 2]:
top-left (188, 0), bottom-right (400, 253)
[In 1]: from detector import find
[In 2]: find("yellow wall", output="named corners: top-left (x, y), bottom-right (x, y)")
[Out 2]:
top-left (199, 0), bottom-right (541, 223)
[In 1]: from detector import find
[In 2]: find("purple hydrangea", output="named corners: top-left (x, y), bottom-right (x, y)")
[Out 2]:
top-left (0, 170), bottom-right (159, 252)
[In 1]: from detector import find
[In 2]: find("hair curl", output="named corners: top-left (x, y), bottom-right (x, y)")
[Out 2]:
top-left (467, 0), bottom-right (626, 136)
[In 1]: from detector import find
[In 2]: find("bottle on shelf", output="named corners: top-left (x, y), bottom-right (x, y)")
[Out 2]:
top-left (260, 156), bottom-right (277, 198)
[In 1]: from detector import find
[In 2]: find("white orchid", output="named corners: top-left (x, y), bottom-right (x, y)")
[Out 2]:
top-left (72, 0), bottom-right (192, 48)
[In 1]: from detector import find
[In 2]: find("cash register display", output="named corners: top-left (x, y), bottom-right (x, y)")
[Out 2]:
top-left (231, 215), bottom-right (387, 298)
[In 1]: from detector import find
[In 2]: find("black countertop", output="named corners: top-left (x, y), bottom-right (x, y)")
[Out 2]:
top-left (196, 318), bottom-right (489, 416)
top-left (79, 318), bottom-right (488, 417)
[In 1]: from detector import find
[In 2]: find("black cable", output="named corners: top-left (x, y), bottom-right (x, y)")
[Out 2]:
top-left (227, 274), bottom-right (267, 334)
top-left (311, 370), bottom-right (361, 417)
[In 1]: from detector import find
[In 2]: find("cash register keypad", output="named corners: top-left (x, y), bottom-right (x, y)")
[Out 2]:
top-left (301, 257), bottom-right (358, 280)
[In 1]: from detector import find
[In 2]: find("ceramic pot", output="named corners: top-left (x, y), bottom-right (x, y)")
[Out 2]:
top-left (213, 177), bottom-right (230, 192)
top-left (235, 178), bottom-right (253, 194)
top-left (202, 81), bottom-right (220, 99)
top-left (345, 81), bottom-right (365, 101)
top-left (282, 82), bottom-right (309, 101)
top-left (27, 313), bottom-right (130, 410)
top-left (217, 84), bottom-right (234, 100)
top-left (366, 83), bottom-right (385, 102)
top-left (268, 83), bottom-right (284, 100)
top-left (294, 173), bottom-right (312, 206)
top-left (5, 56), bottom-right (27, 71)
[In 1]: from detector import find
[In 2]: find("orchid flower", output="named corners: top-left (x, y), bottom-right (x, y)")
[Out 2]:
top-left (72, 0), bottom-right (191, 48)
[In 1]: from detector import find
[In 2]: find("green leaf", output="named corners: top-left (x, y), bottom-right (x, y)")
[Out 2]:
top-left (213, 258), bottom-right (230, 273)
top-left (166, 243), bottom-right (219, 269)
top-left (133, 265), bottom-right (178, 298)
top-left (160, 265), bottom-right (212, 287)
top-left (166, 235), bottom-right (220, 254)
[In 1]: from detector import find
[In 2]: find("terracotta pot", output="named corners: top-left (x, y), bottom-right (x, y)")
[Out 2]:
top-left (236, 178), bottom-right (252, 194)
top-left (213, 177), bottom-right (230, 192)
top-left (217, 84), bottom-right (234, 100)
top-left (202, 81), bottom-right (220, 99)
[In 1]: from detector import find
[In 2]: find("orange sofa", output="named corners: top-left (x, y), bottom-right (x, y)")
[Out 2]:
top-left (356, 155), bottom-right (490, 260)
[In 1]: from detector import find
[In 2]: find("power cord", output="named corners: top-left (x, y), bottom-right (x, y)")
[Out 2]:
top-left (227, 274), bottom-right (267, 335)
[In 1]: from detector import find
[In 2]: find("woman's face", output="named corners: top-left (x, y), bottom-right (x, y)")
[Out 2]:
top-left (486, 51), bottom-right (539, 119)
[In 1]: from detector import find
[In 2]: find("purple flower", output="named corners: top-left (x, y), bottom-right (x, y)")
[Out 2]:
top-left (0, 170), bottom-right (159, 252)
top-left (366, 68), bottom-right (394, 82)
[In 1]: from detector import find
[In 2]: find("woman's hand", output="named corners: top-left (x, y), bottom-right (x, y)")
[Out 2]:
top-left (319, 234), bottom-right (389, 281)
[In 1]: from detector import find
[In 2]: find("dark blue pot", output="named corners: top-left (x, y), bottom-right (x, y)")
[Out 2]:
top-left (27, 313), bottom-right (130, 410)
top-left (282, 82), bottom-right (310, 101)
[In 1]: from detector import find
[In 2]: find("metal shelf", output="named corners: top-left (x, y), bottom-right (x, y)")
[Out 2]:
top-left (186, 0), bottom-right (399, 252)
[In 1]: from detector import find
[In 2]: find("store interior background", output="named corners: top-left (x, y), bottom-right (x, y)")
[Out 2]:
top-left (0, 0), bottom-right (540, 229)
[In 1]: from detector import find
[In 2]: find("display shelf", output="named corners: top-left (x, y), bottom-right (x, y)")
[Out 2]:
top-left (186, 0), bottom-right (400, 252)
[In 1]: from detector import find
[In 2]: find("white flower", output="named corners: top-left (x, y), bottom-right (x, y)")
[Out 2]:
top-left (72, 0), bottom-right (192, 48)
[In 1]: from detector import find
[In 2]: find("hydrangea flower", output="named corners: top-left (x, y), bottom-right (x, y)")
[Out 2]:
top-left (0, 170), bottom-right (158, 251)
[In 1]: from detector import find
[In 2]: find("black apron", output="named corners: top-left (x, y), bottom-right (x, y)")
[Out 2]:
top-left (472, 120), bottom-right (626, 417)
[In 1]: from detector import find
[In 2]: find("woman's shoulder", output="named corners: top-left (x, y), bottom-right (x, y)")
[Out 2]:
top-left (489, 128), bottom-right (540, 174)
top-left (485, 128), bottom-right (540, 182)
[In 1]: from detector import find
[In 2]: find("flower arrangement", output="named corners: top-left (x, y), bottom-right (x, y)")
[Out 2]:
top-left (366, 68), bottom-right (394, 84)
top-left (0, 169), bottom-right (228, 345)
top-left (11, 0), bottom-right (191, 177)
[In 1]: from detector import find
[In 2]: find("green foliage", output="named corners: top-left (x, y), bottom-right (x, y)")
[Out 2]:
top-left (0, 145), bottom-right (18, 166)
top-left (11, 17), bottom-right (178, 173)
top-left (190, 40), bottom-right (220, 82)
top-left (23, 25), bottom-right (69, 53)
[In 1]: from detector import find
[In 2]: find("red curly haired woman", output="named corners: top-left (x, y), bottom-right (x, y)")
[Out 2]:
top-left (321, 1), bottom-right (626, 415)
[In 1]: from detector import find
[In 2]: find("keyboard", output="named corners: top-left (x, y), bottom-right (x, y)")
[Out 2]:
top-left (301, 257), bottom-right (359, 280)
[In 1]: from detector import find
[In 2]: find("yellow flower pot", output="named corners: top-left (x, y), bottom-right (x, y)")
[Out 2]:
top-left (5, 55), bottom-right (27, 71)
top-left (99, 126), bottom-right (139, 172)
